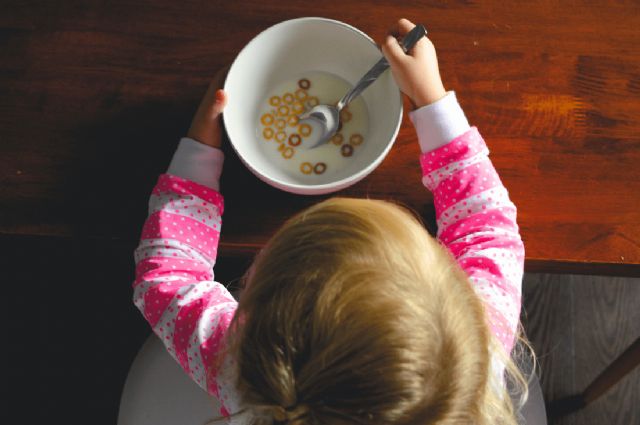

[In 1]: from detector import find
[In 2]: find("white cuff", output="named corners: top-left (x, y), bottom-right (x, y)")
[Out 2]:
top-left (408, 91), bottom-right (471, 153)
top-left (167, 137), bottom-right (224, 191)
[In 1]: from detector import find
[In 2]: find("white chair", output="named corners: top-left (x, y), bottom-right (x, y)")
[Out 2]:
top-left (118, 334), bottom-right (222, 425)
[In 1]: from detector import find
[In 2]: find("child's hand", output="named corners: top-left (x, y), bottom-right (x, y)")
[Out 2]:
top-left (381, 18), bottom-right (447, 109)
top-left (187, 66), bottom-right (229, 149)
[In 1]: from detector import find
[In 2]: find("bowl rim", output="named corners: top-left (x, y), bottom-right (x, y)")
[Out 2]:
top-left (222, 16), bottom-right (403, 195)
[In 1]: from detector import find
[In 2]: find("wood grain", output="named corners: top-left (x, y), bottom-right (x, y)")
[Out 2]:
top-left (522, 273), bottom-right (575, 405)
top-left (522, 273), bottom-right (640, 425)
top-left (1, 1), bottom-right (639, 275)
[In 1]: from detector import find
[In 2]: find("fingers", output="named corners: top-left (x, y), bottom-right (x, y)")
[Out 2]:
top-left (186, 65), bottom-right (231, 148)
top-left (384, 18), bottom-right (427, 60)
top-left (212, 89), bottom-right (227, 115)
top-left (397, 18), bottom-right (415, 36)
top-left (200, 66), bottom-right (230, 118)
top-left (387, 18), bottom-right (416, 38)
top-left (381, 34), bottom-right (409, 66)
top-left (388, 18), bottom-right (431, 60)
top-left (202, 65), bottom-right (230, 103)
top-left (200, 88), bottom-right (226, 123)
top-left (211, 65), bottom-right (230, 90)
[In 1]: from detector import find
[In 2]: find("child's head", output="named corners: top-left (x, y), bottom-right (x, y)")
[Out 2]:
top-left (227, 198), bottom-right (527, 425)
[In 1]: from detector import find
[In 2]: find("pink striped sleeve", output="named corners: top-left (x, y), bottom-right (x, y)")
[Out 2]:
top-left (132, 173), bottom-right (240, 414)
top-left (420, 128), bottom-right (525, 353)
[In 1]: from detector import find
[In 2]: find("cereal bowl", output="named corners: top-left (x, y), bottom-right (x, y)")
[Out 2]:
top-left (223, 17), bottom-right (403, 195)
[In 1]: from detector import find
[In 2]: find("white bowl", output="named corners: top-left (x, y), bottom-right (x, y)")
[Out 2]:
top-left (223, 17), bottom-right (403, 195)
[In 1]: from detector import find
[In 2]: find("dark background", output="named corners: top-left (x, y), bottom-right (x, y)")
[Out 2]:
top-left (6, 234), bottom-right (253, 424)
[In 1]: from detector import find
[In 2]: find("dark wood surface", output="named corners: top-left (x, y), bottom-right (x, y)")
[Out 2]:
top-left (522, 273), bottom-right (640, 425)
top-left (1, 1), bottom-right (639, 275)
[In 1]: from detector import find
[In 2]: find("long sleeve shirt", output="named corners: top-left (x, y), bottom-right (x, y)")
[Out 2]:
top-left (132, 92), bottom-right (525, 418)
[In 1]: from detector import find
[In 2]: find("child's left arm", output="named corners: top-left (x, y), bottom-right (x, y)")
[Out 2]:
top-left (132, 74), bottom-right (240, 415)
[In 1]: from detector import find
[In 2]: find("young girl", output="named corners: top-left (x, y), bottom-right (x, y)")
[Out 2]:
top-left (133, 18), bottom-right (533, 425)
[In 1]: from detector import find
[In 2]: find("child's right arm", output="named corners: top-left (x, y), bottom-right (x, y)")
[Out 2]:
top-left (382, 19), bottom-right (525, 355)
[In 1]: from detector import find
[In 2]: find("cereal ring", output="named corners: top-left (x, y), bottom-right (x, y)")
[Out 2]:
top-left (263, 127), bottom-right (274, 140)
top-left (313, 162), bottom-right (327, 174)
top-left (300, 162), bottom-right (313, 175)
top-left (278, 105), bottom-right (290, 116)
top-left (299, 123), bottom-right (312, 137)
top-left (306, 96), bottom-right (319, 107)
top-left (341, 144), bottom-right (354, 157)
top-left (330, 133), bottom-right (343, 146)
top-left (349, 133), bottom-right (364, 146)
top-left (295, 88), bottom-right (308, 101)
top-left (269, 96), bottom-right (281, 106)
top-left (340, 109), bottom-right (352, 122)
top-left (282, 147), bottom-right (294, 159)
top-left (287, 115), bottom-right (299, 127)
top-left (288, 134), bottom-right (302, 146)
top-left (275, 119), bottom-right (286, 129)
top-left (283, 92), bottom-right (295, 104)
top-left (292, 102), bottom-right (304, 114)
top-left (278, 142), bottom-right (285, 151)
top-left (260, 113), bottom-right (274, 126)
top-left (275, 131), bottom-right (286, 143)
top-left (298, 78), bottom-right (311, 89)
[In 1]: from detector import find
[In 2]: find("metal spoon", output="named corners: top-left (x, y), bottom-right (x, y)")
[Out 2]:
top-left (299, 24), bottom-right (427, 149)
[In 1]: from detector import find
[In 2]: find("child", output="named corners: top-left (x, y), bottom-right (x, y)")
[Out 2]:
top-left (133, 18), bottom-right (533, 425)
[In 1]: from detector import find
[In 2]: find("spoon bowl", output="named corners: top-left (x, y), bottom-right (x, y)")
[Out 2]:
top-left (298, 104), bottom-right (340, 147)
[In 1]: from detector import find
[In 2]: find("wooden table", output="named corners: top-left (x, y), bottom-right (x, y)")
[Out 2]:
top-left (1, 1), bottom-right (639, 276)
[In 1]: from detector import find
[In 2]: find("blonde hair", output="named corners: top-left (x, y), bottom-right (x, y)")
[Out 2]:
top-left (220, 198), bottom-right (533, 425)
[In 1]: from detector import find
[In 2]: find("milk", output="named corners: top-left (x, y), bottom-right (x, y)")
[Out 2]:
top-left (255, 71), bottom-right (370, 182)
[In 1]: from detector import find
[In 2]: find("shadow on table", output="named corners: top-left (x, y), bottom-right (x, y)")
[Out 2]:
top-left (62, 99), bottom-right (295, 241)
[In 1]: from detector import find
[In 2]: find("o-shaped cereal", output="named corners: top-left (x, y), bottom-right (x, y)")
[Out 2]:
top-left (298, 78), bottom-right (311, 89)
top-left (349, 133), bottom-right (364, 146)
top-left (300, 162), bottom-right (313, 174)
top-left (340, 109), bottom-right (352, 122)
top-left (313, 162), bottom-right (327, 174)
top-left (275, 131), bottom-right (287, 143)
top-left (282, 147), bottom-right (294, 159)
top-left (288, 134), bottom-right (302, 146)
top-left (278, 105), bottom-right (290, 116)
top-left (295, 88), bottom-right (308, 101)
top-left (275, 119), bottom-right (286, 129)
top-left (283, 92), bottom-right (295, 104)
top-left (306, 96), bottom-right (319, 107)
top-left (299, 123), bottom-right (312, 137)
top-left (287, 115), bottom-right (299, 127)
top-left (330, 133), bottom-right (343, 146)
top-left (263, 127), bottom-right (274, 140)
top-left (292, 102), bottom-right (304, 114)
top-left (260, 113), bottom-right (274, 126)
top-left (341, 144), bottom-right (354, 157)
top-left (269, 96), bottom-right (281, 106)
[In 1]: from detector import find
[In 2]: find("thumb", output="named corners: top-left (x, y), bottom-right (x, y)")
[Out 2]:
top-left (212, 89), bottom-right (228, 116)
top-left (381, 34), bottom-right (408, 67)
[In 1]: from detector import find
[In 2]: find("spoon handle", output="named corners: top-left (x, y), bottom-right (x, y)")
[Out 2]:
top-left (336, 24), bottom-right (427, 110)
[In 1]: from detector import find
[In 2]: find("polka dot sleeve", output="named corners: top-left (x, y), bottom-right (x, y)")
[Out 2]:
top-left (132, 173), bottom-right (241, 414)
top-left (420, 128), bottom-right (525, 354)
